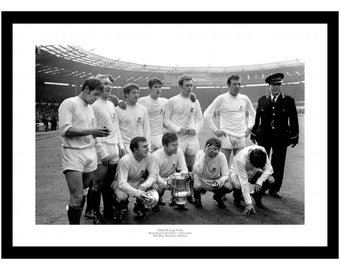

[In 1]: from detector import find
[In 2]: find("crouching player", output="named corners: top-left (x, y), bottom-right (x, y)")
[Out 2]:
top-left (230, 145), bottom-right (275, 215)
top-left (192, 138), bottom-right (233, 209)
top-left (151, 132), bottom-right (188, 212)
top-left (112, 136), bottom-right (158, 220)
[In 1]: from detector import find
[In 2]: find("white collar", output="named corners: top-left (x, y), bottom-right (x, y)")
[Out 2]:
top-left (271, 93), bottom-right (285, 101)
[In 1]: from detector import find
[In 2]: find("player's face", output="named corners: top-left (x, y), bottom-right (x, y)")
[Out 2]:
top-left (228, 79), bottom-right (241, 96)
top-left (101, 77), bottom-right (113, 99)
top-left (205, 144), bottom-right (220, 158)
top-left (180, 79), bottom-right (194, 97)
top-left (150, 83), bottom-right (162, 98)
top-left (125, 88), bottom-right (140, 104)
top-left (269, 83), bottom-right (282, 97)
top-left (85, 89), bottom-right (101, 104)
top-left (136, 141), bottom-right (149, 158)
top-left (165, 140), bottom-right (178, 155)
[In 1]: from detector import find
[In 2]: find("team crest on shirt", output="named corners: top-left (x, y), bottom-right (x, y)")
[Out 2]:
top-left (139, 170), bottom-right (145, 177)
top-left (239, 106), bottom-right (244, 111)
top-left (160, 108), bottom-right (164, 114)
top-left (137, 116), bottom-right (142, 123)
top-left (190, 107), bottom-right (194, 113)
top-left (90, 118), bottom-right (95, 128)
top-left (211, 167), bottom-right (217, 173)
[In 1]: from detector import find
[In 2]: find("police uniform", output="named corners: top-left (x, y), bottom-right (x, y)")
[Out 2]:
top-left (251, 73), bottom-right (299, 197)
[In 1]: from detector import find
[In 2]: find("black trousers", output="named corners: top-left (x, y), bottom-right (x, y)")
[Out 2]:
top-left (258, 136), bottom-right (288, 193)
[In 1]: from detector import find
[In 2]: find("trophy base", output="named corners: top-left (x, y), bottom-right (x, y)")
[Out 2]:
top-left (174, 198), bottom-right (187, 205)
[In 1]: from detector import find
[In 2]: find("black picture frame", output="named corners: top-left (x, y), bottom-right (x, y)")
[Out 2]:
top-left (1, 11), bottom-right (338, 259)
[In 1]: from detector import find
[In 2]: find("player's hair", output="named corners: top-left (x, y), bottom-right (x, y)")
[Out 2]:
top-left (178, 74), bottom-right (193, 86)
top-left (249, 149), bottom-right (267, 169)
top-left (81, 77), bottom-right (104, 93)
top-left (148, 78), bottom-right (163, 88)
top-left (205, 137), bottom-right (221, 149)
top-left (162, 132), bottom-right (178, 146)
top-left (227, 75), bottom-right (241, 86)
top-left (130, 136), bottom-right (147, 153)
top-left (123, 83), bottom-right (140, 98)
top-left (96, 74), bottom-right (115, 84)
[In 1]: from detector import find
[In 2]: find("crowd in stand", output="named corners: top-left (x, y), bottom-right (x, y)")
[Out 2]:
top-left (36, 103), bottom-right (59, 132)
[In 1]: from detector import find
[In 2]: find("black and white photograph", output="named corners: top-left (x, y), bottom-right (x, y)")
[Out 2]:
top-left (2, 8), bottom-right (338, 263)
top-left (35, 42), bottom-right (304, 226)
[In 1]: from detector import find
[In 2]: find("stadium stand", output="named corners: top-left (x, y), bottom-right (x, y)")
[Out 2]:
top-left (36, 45), bottom-right (305, 131)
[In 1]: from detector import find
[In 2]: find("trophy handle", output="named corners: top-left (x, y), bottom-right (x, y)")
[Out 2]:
top-left (186, 173), bottom-right (194, 196)
top-left (167, 176), bottom-right (175, 189)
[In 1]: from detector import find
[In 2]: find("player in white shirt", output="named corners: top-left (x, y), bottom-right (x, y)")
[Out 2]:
top-left (193, 137), bottom-right (233, 209)
top-left (164, 75), bottom-right (204, 170)
top-left (230, 145), bottom-right (275, 215)
top-left (90, 74), bottom-right (125, 224)
top-left (164, 75), bottom-right (203, 204)
top-left (138, 78), bottom-right (168, 151)
top-left (204, 75), bottom-right (256, 165)
top-left (151, 132), bottom-right (188, 211)
top-left (112, 136), bottom-right (158, 220)
top-left (116, 83), bottom-right (151, 154)
top-left (58, 77), bottom-right (110, 224)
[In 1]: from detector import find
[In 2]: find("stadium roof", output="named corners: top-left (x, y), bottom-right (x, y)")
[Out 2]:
top-left (37, 45), bottom-right (304, 73)
top-left (36, 45), bottom-right (304, 87)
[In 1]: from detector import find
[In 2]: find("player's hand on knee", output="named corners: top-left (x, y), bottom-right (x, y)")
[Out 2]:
top-left (242, 204), bottom-right (256, 215)
top-left (254, 183), bottom-right (262, 193)
top-left (267, 175), bottom-right (275, 184)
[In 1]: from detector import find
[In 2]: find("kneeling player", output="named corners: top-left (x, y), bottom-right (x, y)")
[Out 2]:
top-left (151, 132), bottom-right (188, 211)
top-left (112, 136), bottom-right (157, 220)
top-left (192, 138), bottom-right (233, 209)
top-left (230, 145), bottom-right (275, 215)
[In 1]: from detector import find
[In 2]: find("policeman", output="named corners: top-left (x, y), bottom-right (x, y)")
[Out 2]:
top-left (251, 73), bottom-right (299, 199)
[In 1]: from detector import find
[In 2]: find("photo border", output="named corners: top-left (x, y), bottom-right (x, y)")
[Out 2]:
top-left (1, 11), bottom-right (338, 259)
